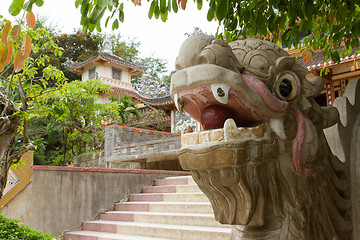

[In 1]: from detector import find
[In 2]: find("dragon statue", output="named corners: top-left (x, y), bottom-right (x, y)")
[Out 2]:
top-left (170, 34), bottom-right (359, 240)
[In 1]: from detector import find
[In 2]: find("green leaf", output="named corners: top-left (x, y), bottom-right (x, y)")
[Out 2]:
top-left (90, 6), bottom-right (106, 24)
top-left (154, 5), bottom-right (160, 19)
top-left (81, 3), bottom-right (90, 17)
top-left (216, 0), bottom-right (227, 21)
top-left (23, 0), bottom-right (33, 11)
top-left (35, 0), bottom-right (44, 6)
top-left (149, 0), bottom-right (158, 19)
top-left (105, 16), bottom-right (110, 27)
top-left (9, 0), bottom-right (25, 16)
top-left (161, 10), bottom-right (168, 22)
top-left (88, 23), bottom-right (96, 32)
top-left (207, 2), bottom-right (215, 21)
top-left (197, 0), bottom-right (202, 10)
top-left (75, 0), bottom-right (82, 8)
top-left (160, 0), bottom-right (166, 14)
top-left (172, 0), bottom-right (178, 13)
top-left (112, 19), bottom-right (119, 30)
top-left (119, 10), bottom-right (124, 22)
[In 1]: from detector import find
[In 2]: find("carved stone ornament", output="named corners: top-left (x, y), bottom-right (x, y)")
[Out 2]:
top-left (170, 34), bottom-right (355, 239)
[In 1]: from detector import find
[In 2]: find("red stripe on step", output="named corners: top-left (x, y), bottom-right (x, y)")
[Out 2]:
top-left (83, 222), bottom-right (117, 233)
top-left (143, 186), bottom-right (177, 193)
top-left (129, 194), bottom-right (164, 202)
top-left (100, 212), bottom-right (135, 222)
top-left (115, 203), bottom-right (150, 212)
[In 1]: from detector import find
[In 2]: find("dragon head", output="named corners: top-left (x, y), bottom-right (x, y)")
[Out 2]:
top-left (170, 34), bottom-right (351, 239)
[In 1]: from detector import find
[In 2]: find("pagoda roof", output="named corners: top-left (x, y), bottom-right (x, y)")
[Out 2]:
top-left (68, 51), bottom-right (146, 75)
top-left (137, 95), bottom-right (174, 109)
top-left (292, 47), bottom-right (360, 72)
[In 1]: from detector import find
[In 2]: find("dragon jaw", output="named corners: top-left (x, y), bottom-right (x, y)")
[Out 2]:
top-left (171, 63), bottom-right (316, 177)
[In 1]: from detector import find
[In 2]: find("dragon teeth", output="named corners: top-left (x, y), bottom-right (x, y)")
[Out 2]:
top-left (181, 120), bottom-right (268, 146)
top-left (174, 93), bottom-right (183, 111)
top-left (211, 83), bottom-right (231, 104)
top-left (269, 118), bottom-right (287, 140)
top-left (225, 118), bottom-right (245, 140)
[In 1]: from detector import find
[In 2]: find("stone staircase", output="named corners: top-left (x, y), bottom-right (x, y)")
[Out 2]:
top-left (64, 176), bottom-right (232, 240)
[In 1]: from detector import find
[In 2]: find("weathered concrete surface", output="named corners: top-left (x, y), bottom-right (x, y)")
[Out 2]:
top-left (0, 166), bottom-right (190, 237)
top-left (74, 151), bottom-right (142, 169)
top-left (76, 149), bottom-right (182, 170)
top-left (105, 125), bottom-right (181, 165)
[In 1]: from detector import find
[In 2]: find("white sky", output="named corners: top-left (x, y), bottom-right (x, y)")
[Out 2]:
top-left (2, 0), bottom-right (219, 73)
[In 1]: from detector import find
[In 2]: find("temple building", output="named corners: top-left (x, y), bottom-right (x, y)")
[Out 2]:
top-left (67, 45), bottom-right (188, 134)
top-left (289, 47), bottom-right (360, 106)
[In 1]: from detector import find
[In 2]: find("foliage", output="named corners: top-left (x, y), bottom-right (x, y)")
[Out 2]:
top-left (0, 14), bottom-right (66, 198)
top-left (109, 95), bottom-right (140, 125)
top-left (27, 120), bottom-right (72, 166)
top-left (11, 0), bottom-right (360, 63)
top-left (133, 56), bottom-right (168, 84)
top-left (106, 34), bottom-right (169, 85)
top-left (38, 79), bottom-right (121, 150)
top-left (0, 214), bottom-right (57, 240)
top-left (130, 108), bottom-right (171, 132)
top-left (109, 33), bottom-right (140, 63)
top-left (53, 30), bottom-right (103, 80)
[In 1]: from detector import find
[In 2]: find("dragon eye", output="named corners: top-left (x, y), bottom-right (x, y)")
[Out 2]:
top-left (274, 71), bottom-right (300, 101)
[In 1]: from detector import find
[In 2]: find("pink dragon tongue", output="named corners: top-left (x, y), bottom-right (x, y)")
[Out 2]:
top-left (289, 104), bottom-right (315, 177)
top-left (242, 74), bottom-right (315, 177)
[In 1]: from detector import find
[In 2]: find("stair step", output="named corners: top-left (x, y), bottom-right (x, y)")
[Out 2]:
top-left (100, 211), bottom-right (231, 228)
top-left (129, 192), bottom-right (208, 202)
top-left (143, 184), bottom-right (200, 193)
top-left (65, 230), bottom-right (172, 240)
top-left (83, 220), bottom-right (232, 240)
top-left (115, 202), bottom-right (213, 214)
top-left (155, 176), bottom-right (195, 186)
top-left (64, 175), bottom-right (229, 239)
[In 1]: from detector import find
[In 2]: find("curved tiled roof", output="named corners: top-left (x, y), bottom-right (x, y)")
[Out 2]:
top-left (68, 51), bottom-right (146, 73)
top-left (137, 95), bottom-right (174, 107)
top-left (111, 85), bottom-right (174, 107)
top-left (294, 48), bottom-right (360, 71)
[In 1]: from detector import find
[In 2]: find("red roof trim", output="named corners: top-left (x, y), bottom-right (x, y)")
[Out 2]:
top-left (106, 125), bottom-right (180, 135)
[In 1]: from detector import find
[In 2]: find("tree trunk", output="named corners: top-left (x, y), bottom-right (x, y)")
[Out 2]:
top-left (0, 87), bottom-right (20, 199)
top-left (91, 128), bottom-right (100, 150)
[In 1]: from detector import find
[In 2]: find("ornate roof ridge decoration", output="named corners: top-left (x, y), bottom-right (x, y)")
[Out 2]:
top-left (134, 75), bottom-right (170, 98)
top-left (67, 51), bottom-right (146, 74)
top-left (111, 85), bottom-right (138, 96)
top-left (111, 84), bottom-right (173, 107)
top-left (293, 46), bottom-right (360, 72)
top-left (132, 75), bottom-right (173, 106)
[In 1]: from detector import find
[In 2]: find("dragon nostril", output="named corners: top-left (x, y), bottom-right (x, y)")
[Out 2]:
top-left (217, 87), bottom-right (225, 97)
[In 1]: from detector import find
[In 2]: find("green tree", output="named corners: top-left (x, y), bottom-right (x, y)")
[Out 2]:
top-left (109, 33), bottom-right (140, 63)
top-left (54, 30), bottom-right (103, 80)
top-left (11, 0), bottom-right (360, 62)
top-left (133, 56), bottom-right (168, 84)
top-left (39, 79), bottom-right (121, 150)
top-left (0, 15), bottom-right (65, 198)
top-left (110, 95), bottom-right (140, 125)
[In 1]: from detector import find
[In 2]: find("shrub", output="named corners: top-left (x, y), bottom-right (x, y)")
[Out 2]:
top-left (0, 214), bottom-right (56, 240)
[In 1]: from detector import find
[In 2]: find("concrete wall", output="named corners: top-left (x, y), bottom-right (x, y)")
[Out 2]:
top-left (74, 151), bottom-right (142, 169)
top-left (1, 166), bottom-right (190, 237)
top-left (113, 137), bottom-right (180, 162)
top-left (105, 125), bottom-right (181, 164)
